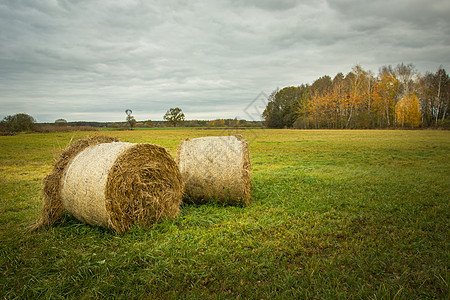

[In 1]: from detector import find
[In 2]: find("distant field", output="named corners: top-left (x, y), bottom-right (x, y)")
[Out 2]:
top-left (0, 129), bottom-right (449, 298)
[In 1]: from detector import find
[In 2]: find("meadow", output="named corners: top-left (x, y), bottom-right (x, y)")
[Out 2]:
top-left (0, 128), bottom-right (448, 299)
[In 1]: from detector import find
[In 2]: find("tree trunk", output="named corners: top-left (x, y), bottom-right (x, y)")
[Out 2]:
top-left (436, 72), bottom-right (442, 125)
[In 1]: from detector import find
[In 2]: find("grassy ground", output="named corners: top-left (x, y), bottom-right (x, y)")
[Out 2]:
top-left (0, 129), bottom-right (448, 299)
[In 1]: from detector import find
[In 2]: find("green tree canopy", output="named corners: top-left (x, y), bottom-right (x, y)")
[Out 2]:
top-left (1, 113), bottom-right (36, 133)
top-left (55, 118), bottom-right (67, 125)
top-left (263, 87), bottom-right (302, 129)
top-left (163, 107), bottom-right (185, 127)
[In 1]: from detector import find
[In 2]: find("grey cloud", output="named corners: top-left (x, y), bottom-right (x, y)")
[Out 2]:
top-left (327, 0), bottom-right (450, 26)
top-left (229, 0), bottom-right (300, 10)
top-left (1, 0), bottom-right (449, 122)
top-left (327, 0), bottom-right (450, 43)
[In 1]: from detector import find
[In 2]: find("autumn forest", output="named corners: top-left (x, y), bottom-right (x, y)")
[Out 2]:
top-left (263, 63), bottom-right (449, 129)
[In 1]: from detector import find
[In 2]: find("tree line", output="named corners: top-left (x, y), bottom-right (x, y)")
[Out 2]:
top-left (263, 63), bottom-right (449, 129)
top-left (0, 110), bottom-right (261, 134)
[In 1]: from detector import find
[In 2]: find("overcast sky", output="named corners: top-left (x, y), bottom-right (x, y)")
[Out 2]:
top-left (1, 0), bottom-right (449, 122)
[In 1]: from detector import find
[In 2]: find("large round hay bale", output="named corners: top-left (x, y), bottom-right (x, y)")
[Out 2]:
top-left (33, 137), bottom-right (183, 233)
top-left (33, 136), bottom-right (118, 230)
top-left (177, 134), bottom-right (251, 205)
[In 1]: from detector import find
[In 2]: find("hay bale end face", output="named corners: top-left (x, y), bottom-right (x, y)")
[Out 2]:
top-left (177, 134), bottom-right (251, 205)
top-left (33, 137), bottom-right (183, 233)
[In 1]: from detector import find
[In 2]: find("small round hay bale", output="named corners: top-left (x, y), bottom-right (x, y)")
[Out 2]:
top-left (177, 134), bottom-right (251, 205)
top-left (33, 137), bottom-right (183, 233)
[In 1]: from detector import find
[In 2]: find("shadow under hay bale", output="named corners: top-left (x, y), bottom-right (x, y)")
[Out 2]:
top-left (177, 134), bottom-right (251, 205)
top-left (32, 137), bottom-right (183, 233)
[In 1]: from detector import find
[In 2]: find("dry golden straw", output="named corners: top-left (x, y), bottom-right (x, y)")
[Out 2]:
top-left (32, 137), bottom-right (183, 233)
top-left (177, 134), bottom-right (251, 205)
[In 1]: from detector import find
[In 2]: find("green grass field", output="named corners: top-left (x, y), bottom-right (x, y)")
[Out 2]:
top-left (1, 129), bottom-right (449, 299)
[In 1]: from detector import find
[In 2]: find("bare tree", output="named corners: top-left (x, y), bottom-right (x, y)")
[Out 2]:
top-left (125, 109), bottom-right (136, 130)
top-left (395, 63), bottom-right (416, 97)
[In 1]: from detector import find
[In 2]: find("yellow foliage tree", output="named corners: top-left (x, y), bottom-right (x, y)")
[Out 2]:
top-left (373, 73), bottom-right (400, 127)
top-left (395, 94), bottom-right (422, 128)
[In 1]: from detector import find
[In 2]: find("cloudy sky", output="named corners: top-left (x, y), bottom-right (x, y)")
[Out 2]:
top-left (1, 0), bottom-right (449, 122)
